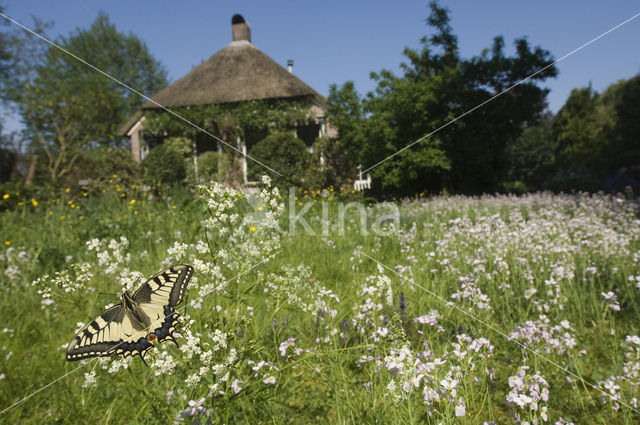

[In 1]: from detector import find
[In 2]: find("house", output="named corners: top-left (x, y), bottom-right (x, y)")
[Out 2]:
top-left (118, 14), bottom-right (336, 184)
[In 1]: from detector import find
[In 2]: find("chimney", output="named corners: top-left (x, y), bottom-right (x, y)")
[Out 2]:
top-left (287, 59), bottom-right (294, 73)
top-left (231, 14), bottom-right (251, 42)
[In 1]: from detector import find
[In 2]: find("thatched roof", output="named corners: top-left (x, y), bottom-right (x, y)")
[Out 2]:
top-left (144, 41), bottom-right (325, 108)
top-left (119, 41), bottom-right (326, 136)
top-left (118, 15), bottom-right (328, 136)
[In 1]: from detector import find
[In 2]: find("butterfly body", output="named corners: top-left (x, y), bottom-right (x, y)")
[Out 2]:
top-left (66, 264), bottom-right (193, 365)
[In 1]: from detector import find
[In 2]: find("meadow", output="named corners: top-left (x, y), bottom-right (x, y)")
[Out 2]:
top-left (1, 178), bottom-right (639, 424)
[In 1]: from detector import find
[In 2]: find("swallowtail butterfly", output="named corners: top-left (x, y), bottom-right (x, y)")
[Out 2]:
top-left (66, 264), bottom-right (194, 365)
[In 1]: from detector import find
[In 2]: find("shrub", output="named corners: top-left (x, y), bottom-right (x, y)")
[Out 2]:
top-left (142, 138), bottom-right (189, 189)
top-left (190, 150), bottom-right (220, 185)
top-left (248, 132), bottom-right (311, 189)
top-left (67, 147), bottom-right (140, 195)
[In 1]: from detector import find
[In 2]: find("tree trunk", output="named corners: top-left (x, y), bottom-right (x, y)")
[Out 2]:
top-left (24, 153), bottom-right (39, 185)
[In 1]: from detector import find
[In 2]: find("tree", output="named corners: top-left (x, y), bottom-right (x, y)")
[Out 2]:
top-left (549, 85), bottom-right (614, 191)
top-left (549, 75), bottom-right (640, 192)
top-left (0, 4), bottom-right (51, 107)
top-left (329, 1), bottom-right (557, 196)
top-left (14, 12), bottom-right (168, 186)
top-left (609, 75), bottom-right (640, 181)
top-left (504, 113), bottom-right (554, 192)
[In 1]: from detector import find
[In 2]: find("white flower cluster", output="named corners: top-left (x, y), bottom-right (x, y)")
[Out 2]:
top-left (166, 242), bottom-right (189, 263)
top-left (152, 352), bottom-right (177, 376)
top-left (87, 237), bottom-right (131, 275)
top-left (31, 262), bottom-right (94, 308)
top-left (264, 264), bottom-right (339, 317)
top-left (450, 275), bottom-right (492, 313)
top-left (506, 366), bottom-right (550, 422)
top-left (451, 333), bottom-right (494, 363)
top-left (82, 370), bottom-right (98, 388)
top-left (351, 265), bottom-right (394, 337)
top-left (601, 291), bottom-right (621, 312)
top-left (597, 335), bottom-right (640, 411)
top-left (279, 337), bottom-right (302, 360)
top-left (1, 246), bottom-right (32, 284)
top-left (508, 315), bottom-right (577, 356)
top-left (174, 398), bottom-right (209, 424)
top-left (247, 359), bottom-right (279, 385)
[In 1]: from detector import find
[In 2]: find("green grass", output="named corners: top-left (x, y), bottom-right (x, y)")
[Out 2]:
top-left (1, 185), bottom-right (639, 424)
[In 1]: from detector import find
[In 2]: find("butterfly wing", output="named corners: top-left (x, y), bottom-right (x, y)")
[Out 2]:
top-left (127, 264), bottom-right (193, 349)
top-left (66, 264), bottom-right (194, 363)
top-left (66, 304), bottom-right (146, 361)
top-left (132, 264), bottom-right (193, 307)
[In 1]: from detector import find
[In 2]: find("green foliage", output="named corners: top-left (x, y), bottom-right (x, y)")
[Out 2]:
top-left (549, 76), bottom-right (640, 193)
top-left (609, 75), bottom-right (640, 182)
top-left (144, 99), bottom-right (310, 142)
top-left (0, 180), bottom-right (45, 211)
top-left (11, 13), bottom-right (167, 187)
top-left (143, 99), bottom-right (316, 188)
top-left (191, 150), bottom-right (220, 185)
top-left (328, 1), bottom-right (556, 197)
top-left (0, 145), bottom-right (16, 182)
top-left (308, 136), bottom-right (353, 189)
top-left (142, 140), bottom-right (188, 189)
top-left (248, 132), bottom-right (311, 188)
top-left (67, 146), bottom-right (140, 194)
top-left (0, 6), bottom-right (51, 106)
top-left (504, 113), bottom-right (555, 192)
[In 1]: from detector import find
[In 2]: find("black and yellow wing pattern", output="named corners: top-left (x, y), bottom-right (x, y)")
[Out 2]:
top-left (66, 264), bottom-right (194, 365)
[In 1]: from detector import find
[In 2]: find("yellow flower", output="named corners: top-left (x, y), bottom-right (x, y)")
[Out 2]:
top-left (65, 187), bottom-right (70, 193)
top-left (31, 199), bottom-right (38, 207)
top-left (257, 206), bottom-right (263, 211)
top-left (4, 241), bottom-right (9, 246)
top-left (17, 201), bottom-right (23, 206)
top-left (60, 216), bottom-right (65, 220)
top-left (2, 194), bottom-right (8, 200)
top-left (249, 226), bottom-right (256, 232)
top-left (82, 192), bottom-right (88, 197)
top-left (129, 199), bottom-right (136, 205)
top-left (171, 205), bottom-right (176, 209)
top-left (112, 174), bottom-right (117, 178)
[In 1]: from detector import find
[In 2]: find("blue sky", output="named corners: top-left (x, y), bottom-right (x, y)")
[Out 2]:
top-left (3, 1), bottom-right (640, 131)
